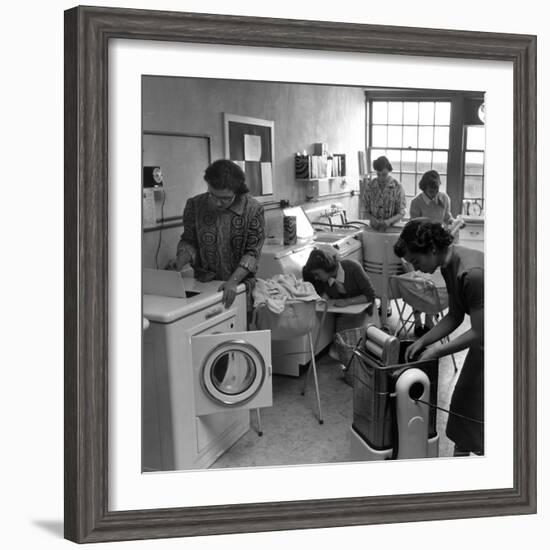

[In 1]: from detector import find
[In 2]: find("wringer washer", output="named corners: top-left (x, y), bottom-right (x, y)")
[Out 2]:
top-left (350, 324), bottom-right (440, 460)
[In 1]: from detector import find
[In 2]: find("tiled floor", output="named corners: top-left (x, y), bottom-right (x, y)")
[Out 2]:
top-left (212, 310), bottom-right (470, 469)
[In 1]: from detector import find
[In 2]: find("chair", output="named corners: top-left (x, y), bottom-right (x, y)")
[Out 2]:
top-left (253, 299), bottom-right (327, 425)
top-left (389, 272), bottom-right (458, 371)
top-left (361, 229), bottom-right (406, 327)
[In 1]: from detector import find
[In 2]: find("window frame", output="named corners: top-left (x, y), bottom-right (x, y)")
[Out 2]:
top-left (364, 89), bottom-right (485, 218)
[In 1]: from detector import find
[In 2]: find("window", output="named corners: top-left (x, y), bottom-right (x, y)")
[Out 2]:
top-left (368, 100), bottom-right (451, 200)
top-left (462, 125), bottom-right (485, 216)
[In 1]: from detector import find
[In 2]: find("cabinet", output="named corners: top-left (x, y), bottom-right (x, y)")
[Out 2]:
top-left (458, 218), bottom-right (484, 252)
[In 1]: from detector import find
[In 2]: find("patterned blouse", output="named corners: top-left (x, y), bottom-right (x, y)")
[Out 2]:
top-left (363, 175), bottom-right (407, 220)
top-left (177, 192), bottom-right (265, 285)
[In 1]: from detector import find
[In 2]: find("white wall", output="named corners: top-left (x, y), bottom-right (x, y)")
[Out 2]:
top-left (1, 1), bottom-right (546, 549)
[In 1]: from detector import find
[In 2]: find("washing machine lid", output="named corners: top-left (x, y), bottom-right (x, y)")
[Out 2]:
top-left (282, 206), bottom-right (315, 239)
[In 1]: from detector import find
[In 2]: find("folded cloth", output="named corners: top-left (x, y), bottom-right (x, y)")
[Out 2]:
top-left (253, 274), bottom-right (320, 314)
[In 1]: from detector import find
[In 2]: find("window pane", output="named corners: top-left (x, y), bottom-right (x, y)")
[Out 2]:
top-left (417, 150), bottom-right (432, 173)
top-left (403, 102), bottom-right (419, 125)
top-left (466, 126), bottom-right (485, 150)
top-left (439, 174), bottom-right (447, 192)
top-left (372, 125), bottom-right (387, 147)
top-left (401, 150), bottom-right (416, 173)
top-left (388, 102), bottom-right (403, 124)
top-left (434, 126), bottom-right (449, 149)
top-left (432, 151), bottom-right (448, 173)
top-left (435, 102), bottom-right (451, 125)
top-left (401, 173), bottom-right (416, 196)
top-left (402, 126), bottom-right (418, 148)
top-left (391, 151), bottom-right (402, 173)
top-left (387, 126), bottom-right (402, 148)
top-left (464, 175), bottom-right (483, 198)
top-left (418, 126), bottom-right (434, 149)
top-left (419, 102), bottom-right (434, 125)
top-left (372, 102), bottom-right (387, 124)
top-left (465, 152), bottom-right (484, 175)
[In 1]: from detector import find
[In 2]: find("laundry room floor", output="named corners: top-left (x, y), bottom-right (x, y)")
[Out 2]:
top-left (211, 313), bottom-right (470, 470)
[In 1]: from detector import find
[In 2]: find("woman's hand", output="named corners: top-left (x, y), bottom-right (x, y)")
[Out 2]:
top-left (333, 298), bottom-right (351, 307)
top-left (418, 344), bottom-right (442, 361)
top-left (404, 339), bottom-right (426, 362)
top-left (218, 280), bottom-right (238, 308)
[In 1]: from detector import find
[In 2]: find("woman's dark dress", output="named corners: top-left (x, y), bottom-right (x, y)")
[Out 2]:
top-left (441, 245), bottom-right (484, 453)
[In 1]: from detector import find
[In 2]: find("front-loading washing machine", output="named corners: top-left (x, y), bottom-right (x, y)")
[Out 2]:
top-left (142, 272), bottom-right (272, 472)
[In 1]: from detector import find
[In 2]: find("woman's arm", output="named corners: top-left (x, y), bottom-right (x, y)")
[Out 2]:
top-left (412, 268), bottom-right (484, 361)
top-left (220, 203), bottom-right (266, 308)
top-left (334, 263), bottom-right (376, 306)
top-left (419, 306), bottom-right (483, 360)
top-left (409, 197), bottom-right (421, 220)
top-left (333, 294), bottom-right (368, 307)
top-left (382, 183), bottom-right (406, 226)
top-left (237, 204), bottom-right (266, 275)
top-left (405, 309), bottom-right (464, 361)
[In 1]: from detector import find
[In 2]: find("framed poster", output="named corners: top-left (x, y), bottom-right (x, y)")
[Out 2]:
top-left (64, 6), bottom-right (536, 543)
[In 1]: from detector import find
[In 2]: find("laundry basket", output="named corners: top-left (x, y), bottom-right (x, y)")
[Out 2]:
top-left (333, 327), bottom-right (364, 387)
top-left (252, 300), bottom-right (318, 340)
top-left (253, 298), bottom-right (326, 424)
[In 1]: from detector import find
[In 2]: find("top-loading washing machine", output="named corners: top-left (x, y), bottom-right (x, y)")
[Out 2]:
top-left (255, 207), bottom-right (366, 377)
top-left (142, 270), bottom-right (272, 472)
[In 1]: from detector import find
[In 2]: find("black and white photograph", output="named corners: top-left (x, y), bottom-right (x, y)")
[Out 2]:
top-left (141, 76), bottom-right (487, 472)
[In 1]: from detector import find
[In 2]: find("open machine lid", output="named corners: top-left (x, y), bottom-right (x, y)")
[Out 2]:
top-left (282, 206), bottom-right (315, 240)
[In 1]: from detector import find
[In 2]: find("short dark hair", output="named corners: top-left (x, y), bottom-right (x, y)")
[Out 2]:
top-left (372, 155), bottom-right (393, 172)
top-left (418, 170), bottom-right (441, 192)
top-left (394, 218), bottom-right (454, 257)
top-left (204, 159), bottom-right (249, 194)
top-left (303, 248), bottom-right (339, 279)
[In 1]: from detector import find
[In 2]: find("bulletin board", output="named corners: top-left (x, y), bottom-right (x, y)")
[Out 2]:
top-left (142, 132), bottom-right (212, 230)
top-left (224, 113), bottom-right (274, 200)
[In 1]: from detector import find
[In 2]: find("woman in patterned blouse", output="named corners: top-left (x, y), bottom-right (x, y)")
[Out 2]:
top-left (176, 159), bottom-right (265, 310)
top-left (363, 156), bottom-right (406, 232)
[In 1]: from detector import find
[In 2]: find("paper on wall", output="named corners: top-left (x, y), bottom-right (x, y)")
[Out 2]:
top-left (261, 162), bottom-right (272, 195)
top-left (244, 134), bottom-right (262, 161)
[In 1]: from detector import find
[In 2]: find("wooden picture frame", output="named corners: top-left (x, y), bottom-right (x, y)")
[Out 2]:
top-left (64, 6), bottom-right (536, 543)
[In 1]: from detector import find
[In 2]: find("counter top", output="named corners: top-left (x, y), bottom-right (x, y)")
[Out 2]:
top-left (143, 277), bottom-right (245, 323)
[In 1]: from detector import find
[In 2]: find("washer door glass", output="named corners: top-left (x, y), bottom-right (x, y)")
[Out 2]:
top-left (210, 351), bottom-right (256, 395)
top-left (201, 340), bottom-right (266, 406)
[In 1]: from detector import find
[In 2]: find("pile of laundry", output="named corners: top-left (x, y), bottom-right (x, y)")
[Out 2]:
top-left (253, 274), bottom-right (320, 314)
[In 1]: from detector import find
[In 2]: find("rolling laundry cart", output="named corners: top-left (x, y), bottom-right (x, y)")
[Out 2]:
top-left (349, 325), bottom-right (440, 460)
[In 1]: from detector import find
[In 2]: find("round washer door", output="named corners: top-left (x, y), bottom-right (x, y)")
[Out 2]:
top-left (200, 339), bottom-right (266, 407)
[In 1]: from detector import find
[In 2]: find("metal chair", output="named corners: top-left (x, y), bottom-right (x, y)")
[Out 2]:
top-left (361, 229), bottom-right (406, 328)
top-left (389, 272), bottom-right (458, 372)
